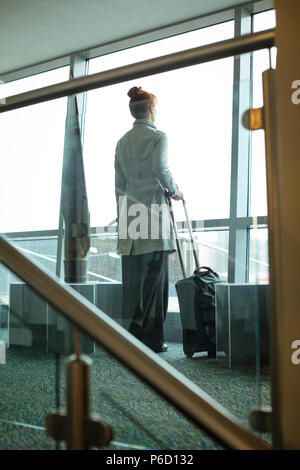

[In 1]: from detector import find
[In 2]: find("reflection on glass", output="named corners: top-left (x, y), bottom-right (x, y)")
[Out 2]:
top-left (0, 259), bottom-right (225, 450)
top-left (84, 229), bottom-right (228, 317)
top-left (244, 13), bottom-right (273, 438)
top-left (0, 237), bottom-right (58, 347)
top-left (91, 343), bottom-right (223, 451)
top-left (169, 230), bottom-right (228, 313)
top-left (248, 228), bottom-right (270, 431)
top-left (0, 238), bottom-right (272, 449)
top-left (0, 267), bottom-right (59, 449)
top-left (87, 234), bottom-right (120, 283)
top-left (11, 237), bottom-right (58, 274)
top-left (249, 228), bottom-right (269, 283)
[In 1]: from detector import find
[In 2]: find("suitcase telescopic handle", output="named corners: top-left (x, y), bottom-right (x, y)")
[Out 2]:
top-left (182, 198), bottom-right (200, 270)
top-left (166, 194), bottom-right (187, 278)
top-left (166, 192), bottom-right (200, 277)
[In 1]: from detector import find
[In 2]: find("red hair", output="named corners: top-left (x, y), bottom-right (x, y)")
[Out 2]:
top-left (127, 86), bottom-right (157, 118)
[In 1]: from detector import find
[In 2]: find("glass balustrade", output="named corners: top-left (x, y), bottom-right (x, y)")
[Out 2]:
top-left (0, 243), bottom-right (271, 449)
top-left (0, 9), bottom-right (276, 450)
top-left (0, 259), bottom-right (226, 450)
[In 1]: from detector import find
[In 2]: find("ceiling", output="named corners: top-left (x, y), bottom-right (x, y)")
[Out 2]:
top-left (0, 0), bottom-right (269, 76)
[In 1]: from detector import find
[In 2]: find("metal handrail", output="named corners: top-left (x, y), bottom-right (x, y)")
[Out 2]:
top-left (0, 29), bottom-right (274, 113)
top-left (0, 235), bottom-right (270, 449)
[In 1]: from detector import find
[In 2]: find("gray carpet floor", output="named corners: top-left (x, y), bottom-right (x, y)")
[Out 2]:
top-left (0, 343), bottom-right (271, 450)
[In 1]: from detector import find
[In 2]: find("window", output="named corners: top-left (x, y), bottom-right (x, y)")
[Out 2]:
top-left (249, 228), bottom-right (269, 283)
top-left (0, 67), bottom-right (69, 233)
top-left (83, 21), bottom-right (234, 228)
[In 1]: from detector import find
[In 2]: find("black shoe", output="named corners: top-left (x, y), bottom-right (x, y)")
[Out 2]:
top-left (154, 343), bottom-right (168, 353)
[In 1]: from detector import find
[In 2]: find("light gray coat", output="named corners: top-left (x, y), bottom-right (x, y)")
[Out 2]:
top-left (115, 119), bottom-right (180, 255)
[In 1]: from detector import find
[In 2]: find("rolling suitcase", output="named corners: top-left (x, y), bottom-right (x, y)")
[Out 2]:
top-left (167, 196), bottom-right (222, 358)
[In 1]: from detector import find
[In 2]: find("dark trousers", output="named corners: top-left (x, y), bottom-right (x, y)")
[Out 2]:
top-left (121, 251), bottom-right (169, 350)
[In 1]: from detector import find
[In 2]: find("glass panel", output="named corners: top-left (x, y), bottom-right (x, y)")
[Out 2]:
top-left (248, 228), bottom-right (271, 426)
top-left (169, 230), bottom-right (229, 314)
top-left (246, 12), bottom-right (273, 426)
top-left (0, 67), bottom-right (69, 234)
top-left (90, 21), bottom-right (234, 73)
top-left (215, 281), bottom-right (271, 437)
top-left (250, 10), bottom-right (276, 217)
top-left (91, 343), bottom-right (223, 451)
top-left (250, 129), bottom-right (268, 216)
top-left (81, 38), bottom-right (269, 445)
top-left (9, 237), bottom-right (58, 275)
top-left (0, 18), bottom-right (273, 449)
top-left (0, 232), bottom-right (271, 449)
top-left (252, 9), bottom-right (276, 33)
top-left (0, 68), bottom-right (70, 99)
top-left (84, 22), bottom-right (234, 229)
top-left (0, 237), bottom-right (58, 348)
top-left (0, 255), bottom-right (224, 450)
top-left (87, 229), bottom-right (229, 319)
top-left (249, 227), bottom-right (269, 284)
top-left (0, 266), bottom-right (61, 449)
top-left (87, 233), bottom-right (121, 284)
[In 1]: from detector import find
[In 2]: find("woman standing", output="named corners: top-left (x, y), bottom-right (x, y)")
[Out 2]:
top-left (115, 86), bottom-right (183, 353)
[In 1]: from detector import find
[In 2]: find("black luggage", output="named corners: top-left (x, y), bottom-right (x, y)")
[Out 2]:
top-left (167, 196), bottom-right (222, 358)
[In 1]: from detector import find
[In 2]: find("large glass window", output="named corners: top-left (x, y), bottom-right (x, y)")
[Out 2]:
top-left (249, 228), bottom-right (269, 283)
top-left (0, 9), bottom-right (277, 448)
top-left (0, 67), bottom-right (69, 233)
top-left (83, 21), bottom-right (234, 228)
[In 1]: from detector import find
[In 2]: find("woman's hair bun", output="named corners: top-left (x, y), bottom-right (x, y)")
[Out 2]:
top-left (127, 86), bottom-right (144, 100)
top-left (127, 87), bottom-right (157, 118)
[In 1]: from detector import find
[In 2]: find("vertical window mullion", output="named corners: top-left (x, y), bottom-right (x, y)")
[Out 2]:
top-left (228, 5), bottom-right (252, 283)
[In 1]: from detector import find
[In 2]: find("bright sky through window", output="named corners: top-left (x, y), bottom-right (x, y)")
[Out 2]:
top-left (84, 21), bottom-right (234, 227)
top-left (0, 10), bottom-right (276, 233)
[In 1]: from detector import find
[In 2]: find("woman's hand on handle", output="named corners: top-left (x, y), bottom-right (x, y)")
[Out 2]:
top-left (172, 191), bottom-right (184, 201)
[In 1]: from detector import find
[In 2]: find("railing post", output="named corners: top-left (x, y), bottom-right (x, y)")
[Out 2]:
top-left (46, 328), bottom-right (113, 449)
